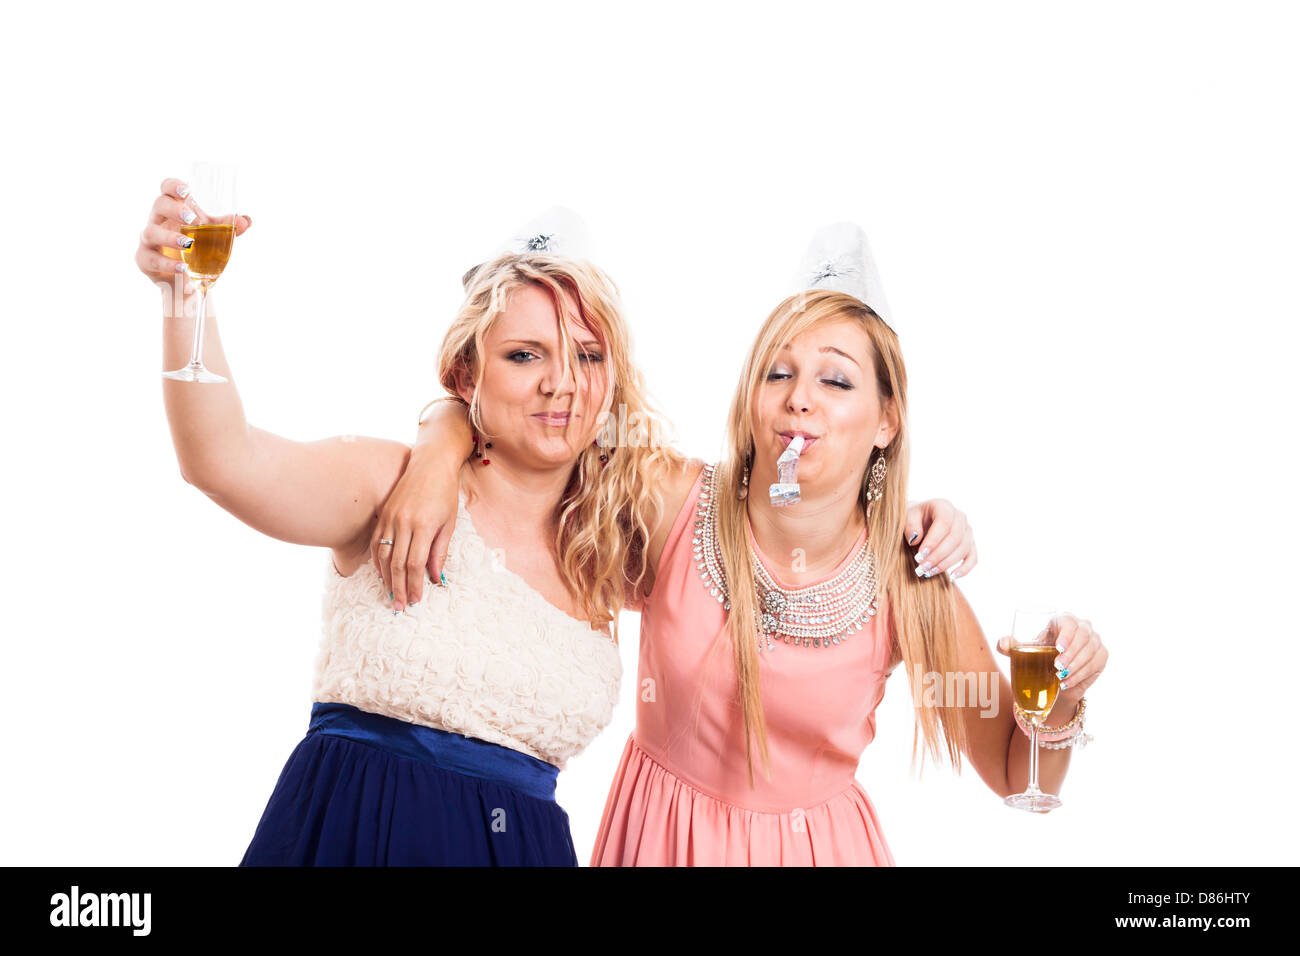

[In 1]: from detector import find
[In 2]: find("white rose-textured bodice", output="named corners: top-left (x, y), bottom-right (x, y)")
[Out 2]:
top-left (312, 488), bottom-right (622, 770)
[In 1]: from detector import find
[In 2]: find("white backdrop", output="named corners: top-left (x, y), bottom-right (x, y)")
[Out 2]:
top-left (2, 0), bottom-right (1295, 865)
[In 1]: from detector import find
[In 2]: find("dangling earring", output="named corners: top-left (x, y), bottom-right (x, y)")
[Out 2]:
top-left (865, 448), bottom-right (887, 518)
top-left (472, 431), bottom-right (492, 466)
top-left (594, 435), bottom-right (608, 466)
top-left (738, 447), bottom-right (752, 500)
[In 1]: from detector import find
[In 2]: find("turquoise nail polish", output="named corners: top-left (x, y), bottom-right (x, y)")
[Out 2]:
top-left (440, 571), bottom-right (447, 587)
top-left (1057, 668), bottom-right (1069, 679)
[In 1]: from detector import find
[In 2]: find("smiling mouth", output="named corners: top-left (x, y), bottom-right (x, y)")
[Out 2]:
top-left (533, 413), bottom-right (572, 425)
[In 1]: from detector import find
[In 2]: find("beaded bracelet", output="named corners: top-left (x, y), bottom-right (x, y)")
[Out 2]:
top-left (1018, 715), bottom-right (1090, 749)
top-left (1013, 698), bottom-right (1089, 746)
top-left (1014, 697), bottom-right (1086, 737)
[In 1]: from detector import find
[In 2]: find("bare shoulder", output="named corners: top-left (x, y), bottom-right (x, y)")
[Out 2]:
top-left (638, 457), bottom-right (708, 600)
top-left (660, 457), bottom-right (708, 521)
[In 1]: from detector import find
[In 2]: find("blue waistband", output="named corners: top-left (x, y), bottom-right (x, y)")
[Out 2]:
top-left (307, 701), bottom-right (559, 801)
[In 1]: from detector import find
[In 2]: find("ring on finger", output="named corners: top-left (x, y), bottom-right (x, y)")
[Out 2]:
top-left (379, 538), bottom-right (394, 546)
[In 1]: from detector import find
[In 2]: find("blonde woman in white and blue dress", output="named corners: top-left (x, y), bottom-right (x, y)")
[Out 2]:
top-left (138, 187), bottom-right (679, 864)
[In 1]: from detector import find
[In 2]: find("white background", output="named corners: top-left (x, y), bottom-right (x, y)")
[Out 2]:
top-left (2, 0), bottom-right (1295, 865)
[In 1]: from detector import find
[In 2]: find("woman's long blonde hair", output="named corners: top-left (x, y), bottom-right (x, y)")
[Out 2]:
top-left (437, 252), bottom-right (687, 643)
top-left (715, 289), bottom-right (967, 785)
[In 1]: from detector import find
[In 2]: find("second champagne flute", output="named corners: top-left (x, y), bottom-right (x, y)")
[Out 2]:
top-left (1004, 606), bottom-right (1064, 813)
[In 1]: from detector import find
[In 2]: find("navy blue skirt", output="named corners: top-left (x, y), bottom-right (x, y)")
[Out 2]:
top-left (239, 702), bottom-right (578, 866)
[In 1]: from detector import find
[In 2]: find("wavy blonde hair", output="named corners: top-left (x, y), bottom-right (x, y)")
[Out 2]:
top-left (436, 252), bottom-right (687, 643)
top-left (715, 289), bottom-right (967, 785)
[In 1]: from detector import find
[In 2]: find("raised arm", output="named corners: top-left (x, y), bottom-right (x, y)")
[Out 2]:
top-left (141, 177), bottom-right (406, 565)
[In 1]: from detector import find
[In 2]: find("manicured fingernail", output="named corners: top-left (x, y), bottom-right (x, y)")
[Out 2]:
top-left (174, 261), bottom-right (186, 272)
top-left (179, 236), bottom-right (194, 248)
top-left (949, 568), bottom-right (962, 580)
top-left (1060, 679), bottom-right (1069, 690)
top-left (908, 532), bottom-right (919, 545)
top-left (914, 547), bottom-right (930, 563)
top-left (181, 208), bottom-right (196, 224)
top-left (178, 183), bottom-right (190, 198)
top-left (408, 600), bottom-right (418, 607)
top-left (1055, 640), bottom-right (1065, 653)
top-left (440, 571), bottom-right (448, 587)
top-left (916, 561), bottom-right (932, 576)
top-left (1057, 668), bottom-right (1069, 679)
top-left (389, 590), bottom-right (393, 600)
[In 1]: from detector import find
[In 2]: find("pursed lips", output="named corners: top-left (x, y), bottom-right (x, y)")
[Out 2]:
top-left (779, 431), bottom-right (818, 450)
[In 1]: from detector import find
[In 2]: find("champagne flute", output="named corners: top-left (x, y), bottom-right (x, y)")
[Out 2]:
top-left (162, 161), bottom-right (239, 383)
top-left (1004, 605), bottom-right (1064, 812)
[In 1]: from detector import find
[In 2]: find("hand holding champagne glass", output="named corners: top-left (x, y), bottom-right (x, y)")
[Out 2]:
top-left (136, 163), bottom-right (249, 382)
top-left (1004, 606), bottom-right (1064, 812)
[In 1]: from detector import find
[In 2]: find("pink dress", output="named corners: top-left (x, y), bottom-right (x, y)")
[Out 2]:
top-left (591, 462), bottom-right (896, 866)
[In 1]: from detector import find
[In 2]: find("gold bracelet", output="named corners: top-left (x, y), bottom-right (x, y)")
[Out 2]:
top-left (1013, 696), bottom-right (1086, 736)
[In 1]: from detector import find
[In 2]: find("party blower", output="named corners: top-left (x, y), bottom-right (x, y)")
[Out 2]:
top-left (769, 435), bottom-right (806, 506)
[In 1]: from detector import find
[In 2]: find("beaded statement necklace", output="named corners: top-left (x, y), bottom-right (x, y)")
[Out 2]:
top-left (692, 462), bottom-right (880, 653)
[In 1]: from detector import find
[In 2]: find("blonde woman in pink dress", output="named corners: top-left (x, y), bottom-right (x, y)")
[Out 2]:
top-left (380, 226), bottom-right (1104, 864)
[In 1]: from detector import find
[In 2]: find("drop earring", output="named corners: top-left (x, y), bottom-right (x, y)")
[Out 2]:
top-left (738, 447), bottom-right (752, 500)
top-left (865, 448), bottom-right (887, 518)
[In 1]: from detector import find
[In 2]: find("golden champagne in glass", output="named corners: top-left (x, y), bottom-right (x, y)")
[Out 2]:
top-left (162, 161), bottom-right (238, 384)
top-left (180, 223), bottom-right (235, 280)
top-left (1011, 645), bottom-right (1060, 718)
top-left (1004, 607), bottom-right (1064, 812)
